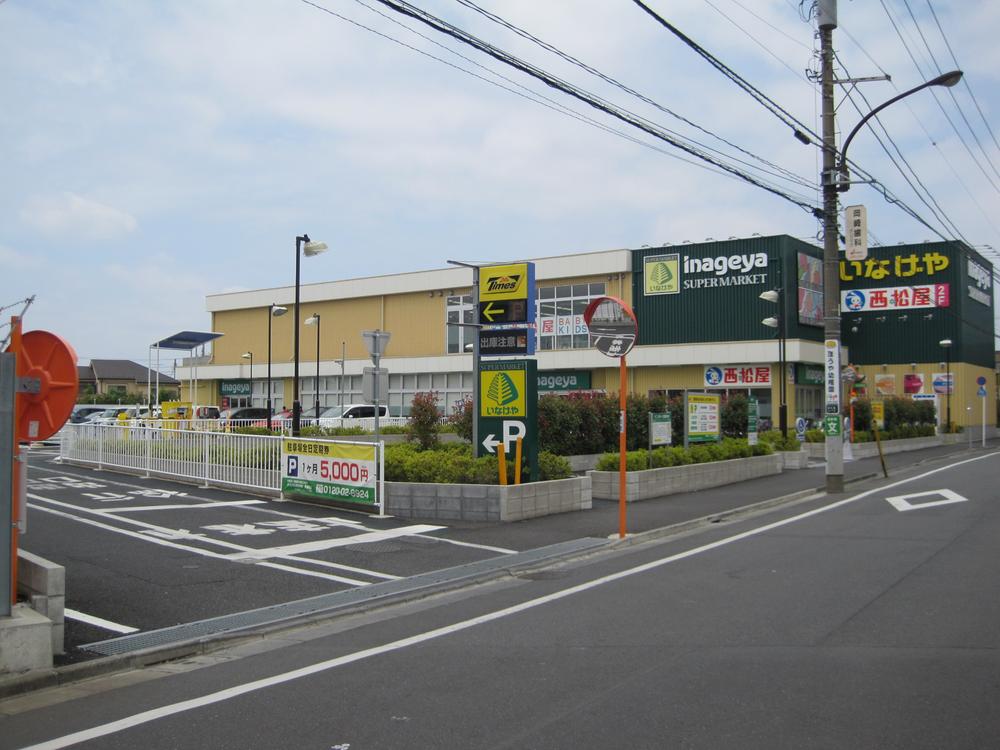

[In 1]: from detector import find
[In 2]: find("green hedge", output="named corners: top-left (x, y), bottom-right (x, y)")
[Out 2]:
top-left (594, 438), bottom-right (773, 472)
top-left (384, 443), bottom-right (572, 484)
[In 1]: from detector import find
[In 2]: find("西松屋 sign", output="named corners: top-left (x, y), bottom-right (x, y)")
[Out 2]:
top-left (704, 365), bottom-right (772, 387)
top-left (841, 284), bottom-right (949, 313)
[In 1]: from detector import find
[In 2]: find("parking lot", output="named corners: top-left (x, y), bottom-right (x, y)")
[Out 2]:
top-left (22, 446), bottom-right (522, 660)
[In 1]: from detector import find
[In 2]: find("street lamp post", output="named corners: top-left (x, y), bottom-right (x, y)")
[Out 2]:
top-left (940, 338), bottom-right (953, 432)
top-left (267, 303), bottom-right (288, 432)
top-left (760, 280), bottom-right (787, 439)
top-left (241, 352), bottom-right (253, 408)
top-left (817, 0), bottom-right (962, 493)
top-left (292, 234), bottom-right (328, 437)
top-left (305, 314), bottom-right (321, 419)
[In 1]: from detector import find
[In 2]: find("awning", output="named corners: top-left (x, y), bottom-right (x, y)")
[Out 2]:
top-left (151, 331), bottom-right (223, 351)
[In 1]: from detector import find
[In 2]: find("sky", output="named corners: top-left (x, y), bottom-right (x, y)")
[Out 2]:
top-left (3, 0), bottom-right (999, 369)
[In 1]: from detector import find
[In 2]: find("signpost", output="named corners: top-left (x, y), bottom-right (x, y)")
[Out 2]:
top-left (747, 396), bottom-right (759, 446)
top-left (977, 375), bottom-right (987, 447)
top-left (583, 296), bottom-right (638, 539)
top-left (281, 437), bottom-right (381, 513)
top-left (477, 359), bottom-right (538, 481)
top-left (478, 263), bottom-right (536, 327)
top-left (684, 392), bottom-right (721, 446)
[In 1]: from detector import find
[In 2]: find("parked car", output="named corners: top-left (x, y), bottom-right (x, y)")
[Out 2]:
top-left (249, 409), bottom-right (292, 428)
top-left (88, 406), bottom-right (141, 424)
top-left (310, 403), bottom-right (395, 428)
top-left (69, 404), bottom-right (118, 424)
top-left (218, 407), bottom-right (271, 427)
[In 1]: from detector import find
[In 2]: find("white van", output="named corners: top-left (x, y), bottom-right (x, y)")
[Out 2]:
top-left (312, 404), bottom-right (390, 428)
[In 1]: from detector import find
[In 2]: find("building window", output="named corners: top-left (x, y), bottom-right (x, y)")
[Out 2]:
top-left (536, 282), bottom-right (606, 351)
top-left (446, 294), bottom-right (476, 354)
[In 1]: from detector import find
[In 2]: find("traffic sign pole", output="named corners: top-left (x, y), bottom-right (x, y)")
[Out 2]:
top-left (618, 356), bottom-right (627, 540)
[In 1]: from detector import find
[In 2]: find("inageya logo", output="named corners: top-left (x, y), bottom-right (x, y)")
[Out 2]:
top-left (480, 370), bottom-right (526, 417)
top-left (644, 254), bottom-right (680, 295)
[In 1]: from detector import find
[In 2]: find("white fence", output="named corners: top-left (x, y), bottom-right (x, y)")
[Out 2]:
top-left (86, 417), bottom-right (409, 435)
top-left (59, 424), bottom-right (284, 492)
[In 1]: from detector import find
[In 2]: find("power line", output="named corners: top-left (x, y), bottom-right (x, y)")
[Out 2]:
top-left (328, 0), bottom-right (822, 215)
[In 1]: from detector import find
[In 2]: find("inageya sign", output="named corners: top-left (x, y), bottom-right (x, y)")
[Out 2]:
top-left (478, 262), bottom-right (536, 325)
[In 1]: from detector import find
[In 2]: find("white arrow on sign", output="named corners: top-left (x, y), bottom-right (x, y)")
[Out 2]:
top-left (482, 433), bottom-right (500, 453)
top-left (885, 488), bottom-right (968, 512)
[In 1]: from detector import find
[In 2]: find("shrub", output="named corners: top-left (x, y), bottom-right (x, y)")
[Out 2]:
top-left (758, 430), bottom-right (802, 451)
top-left (538, 394), bottom-right (582, 456)
top-left (804, 429), bottom-right (825, 443)
top-left (406, 391), bottom-right (441, 450)
top-left (721, 394), bottom-right (749, 438)
top-left (446, 397), bottom-right (473, 442)
top-left (538, 451), bottom-right (573, 481)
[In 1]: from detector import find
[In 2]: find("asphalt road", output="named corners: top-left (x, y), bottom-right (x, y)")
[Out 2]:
top-left (4, 447), bottom-right (999, 748)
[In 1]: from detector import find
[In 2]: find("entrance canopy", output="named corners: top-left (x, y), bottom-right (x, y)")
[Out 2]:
top-left (152, 331), bottom-right (223, 351)
top-left (149, 331), bottom-right (224, 406)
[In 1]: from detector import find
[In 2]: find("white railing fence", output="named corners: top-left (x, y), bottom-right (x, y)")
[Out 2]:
top-left (59, 424), bottom-right (283, 492)
top-left (87, 416), bottom-right (410, 435)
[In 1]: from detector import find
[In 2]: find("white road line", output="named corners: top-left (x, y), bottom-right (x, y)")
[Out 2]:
top-left (28, 493), bottom-right (400, 581)
top-left (29, 464), bottom-right (368, 527)
top-left (27, 500), bottom-right (373, 587)
top-left (100, 500), bottom-right (265, 513)
top-left (21, 451), bottom-right (999, 750)
top-left (426, 536), bottom-right (517, 554)
top-left (63, 609), bottom-right (138, 635)
top-left (225, 525), bottom-right (446, 561)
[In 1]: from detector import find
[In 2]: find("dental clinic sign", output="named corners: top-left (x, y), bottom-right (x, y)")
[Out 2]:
top-left (644, 251), bottom-right (768, 295)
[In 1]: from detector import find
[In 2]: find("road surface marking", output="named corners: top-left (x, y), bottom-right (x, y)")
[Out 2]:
top-left (63, 609), bottom-right (138, 635)
top-left (225, 525), bottom-right (447, 561)
top-left (27, 497), bottom-right (375, 587)
top-left (885, 488), bottom-right (969, 512)
top-left (100, 500), bottom-right (265, 513)
top-left (21, 451), bottom-right (999, 750)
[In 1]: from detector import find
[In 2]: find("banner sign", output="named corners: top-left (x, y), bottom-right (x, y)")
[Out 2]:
top-left (704, 365), bottom-right (772, 387)
top-left (537, 371), bottom-right (591, 392)
top-left (841, 284), bottom-right (950, 312)
top-left (281, 438), bottom-right (377, 506)
top-left (844, 204), bottom-right (868, 261)
top-left (685, 392), bottom-right (720, 445)
top-left (220, 380), bottom-right (251, 397)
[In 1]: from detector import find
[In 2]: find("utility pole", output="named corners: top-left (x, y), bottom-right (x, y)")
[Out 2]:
top-left (818, 0), bottom-right (844, 493)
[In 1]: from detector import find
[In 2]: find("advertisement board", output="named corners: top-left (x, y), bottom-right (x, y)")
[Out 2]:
top-left (685, 392), bottom-right (720, 446)
top-left (281, 438), bottom-right (378, 509)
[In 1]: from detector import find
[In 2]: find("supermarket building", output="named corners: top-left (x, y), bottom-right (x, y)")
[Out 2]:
top-left (178, 235), bottom-right (997, 432)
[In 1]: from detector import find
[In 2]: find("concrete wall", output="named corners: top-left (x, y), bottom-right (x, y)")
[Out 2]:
top-left (589, 454), bottom-right (783, 502)
top-left (17, 550), bottom-right (64, 655)
top-left (385, 476), bottom-right (591, 522)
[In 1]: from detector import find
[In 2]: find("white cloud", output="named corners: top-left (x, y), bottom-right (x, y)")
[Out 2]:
top-left (20, 193), bottom-right (137, 241)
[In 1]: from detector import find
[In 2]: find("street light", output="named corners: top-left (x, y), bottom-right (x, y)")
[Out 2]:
top-left (267, 303), bottom-right (288, 431)
top-left (939, 338), bottom-right (953, 432)
top-left (760, 286), bottom-right (787, 439)
top-left (292, 234), bottom-right (328, 436)
top-left (241, 351), bottom-right (253, 408)
top-left (817, 9), bottom-right (961, 492)
top-left (837, 71), bottom-right (963, 191)
top-left (305, 314), bottom-right (321, 419)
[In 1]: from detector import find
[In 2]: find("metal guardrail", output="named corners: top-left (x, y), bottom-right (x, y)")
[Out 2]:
top-left (59, 424), bottom-right (283, 492)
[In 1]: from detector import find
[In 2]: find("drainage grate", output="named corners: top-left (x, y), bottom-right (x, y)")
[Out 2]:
top-left (82, 537), bottom-right (608, 656)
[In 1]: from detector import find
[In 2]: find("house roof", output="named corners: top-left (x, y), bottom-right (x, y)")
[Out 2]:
top-left (87, 360), bottom-right (179, 385)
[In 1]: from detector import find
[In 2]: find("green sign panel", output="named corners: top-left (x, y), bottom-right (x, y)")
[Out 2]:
top-left (685, 392), bottom-right (721, 446)
top-left (795, 363), bottom-right (824, 386)
top-left (281, 438), bottom-right (378, 509)
top-left (747, 396), bottom-right (759, 445)
top-left (477, 359), bottom-right (538, 481)
top-left (537, 370), bottom-right (591, 392)
top-left (220, 380), bottom-right (251, 397)
top-left (824, 414), bottom-right (842, 437)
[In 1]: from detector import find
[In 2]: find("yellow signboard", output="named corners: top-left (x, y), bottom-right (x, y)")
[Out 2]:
top-left (479, 263), bottom-right (530, 302)
top-left (643, 254), bottom-right (680, 296)
top-left (871, 399), bottom-right (885, 430)
top-left (480, 367), bottom-right (527, 417)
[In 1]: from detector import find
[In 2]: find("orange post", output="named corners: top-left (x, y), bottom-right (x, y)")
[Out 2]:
top-left (497, 440), bottom-right (508, 486)
top-left (619, 356), bottom-right (627, 539)
top-left (514, 436), bottom-right (522, 485)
